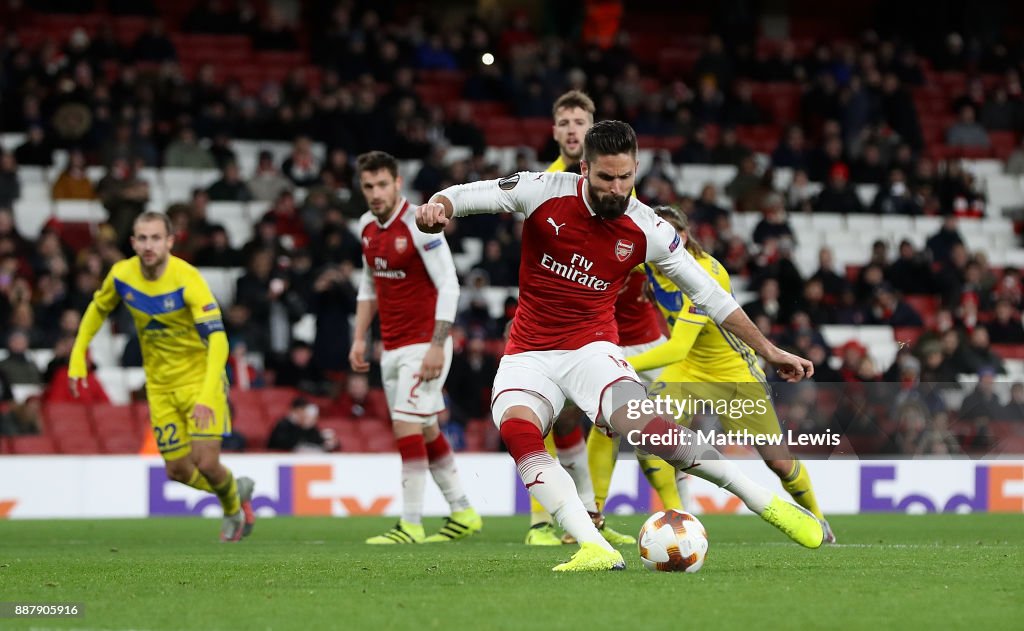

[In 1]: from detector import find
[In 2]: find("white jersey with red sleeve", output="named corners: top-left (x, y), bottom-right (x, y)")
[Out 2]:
top-left (438, 171), bottom-right (739, 354)
top-left (357, 200), bottom-right (459, 351)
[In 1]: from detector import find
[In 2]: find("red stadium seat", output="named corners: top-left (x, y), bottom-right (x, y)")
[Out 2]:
top-left (320, 417), bottom-right (361, 451)
top-left (992, 436), bottom-right (1024, 455)
top-left (99, 433), bottom-right (143, 454)
top-left (990, 131), bottom-right (1018, 161)
top-left (991, 344), bottom-right (1024, 360)
top-left (892, 327), bottom-right (924, 348)
top-left (735, 125), bottom-right (781, 153)
top-left (231, 389), bottom-right (273, 448)
top-left (657, 47), bottom-right (699, 76)
top-left (260, 388), bottom-right (299, 423)
top-left (989, 421), bottom-right (1024, 439)
top-left (356, 418), bottom-right (392, 437)
top-left (8, 435), bottom-right (57, 454)
top-left (364, 433), bottom-right (396, 453)
top-left (91, 404), bottom-right (139, 438)
top-left (520, 117), bottom-right (554, 149)
top-left (366, 390), bottom-right (390, 420)
top-left (43, 402), bottom-right (93, 435)
top-left (231, 412), bottom-right (271, 451)
top-left (418, 69), bottom-right (466, 88)
top-left (112, 16), bottom-right (149, 45)
top-left (131, 401), bottom-right (151, 423)
top-left (903, 296), bottom-right (940, 328)
top-left (55, 432), bottom-right (102, 454)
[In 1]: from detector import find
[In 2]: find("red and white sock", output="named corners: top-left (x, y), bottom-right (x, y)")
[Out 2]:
top-left (397, 435), bottom-right (428, 525)
top-left (501, 419), bottom-right (612, 551)
top-left (425, 432), bottom-right (471, 512)
top-left (554, 425), bottom-right (597, 513)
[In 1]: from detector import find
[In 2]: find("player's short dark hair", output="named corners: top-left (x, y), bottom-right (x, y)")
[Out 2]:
top-left (552, 90), bottom-right (595, 119)
top-left (583, 120), bottom-right (638, 163)
top-left (356, 150), bottom-right (399, 179)
top-left (133, 211), bottom-right (172, 236)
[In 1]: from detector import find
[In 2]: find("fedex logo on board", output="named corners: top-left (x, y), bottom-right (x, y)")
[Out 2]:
top-left (147, 465), bottom-right (394, 516)
top-left (860, 465), bottom-right (1024, 513)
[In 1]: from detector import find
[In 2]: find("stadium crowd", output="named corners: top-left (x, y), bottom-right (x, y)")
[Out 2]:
top-left (2, 1), bottom-right (1024, 456)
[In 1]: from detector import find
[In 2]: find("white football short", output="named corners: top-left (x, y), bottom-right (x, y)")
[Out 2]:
top-left (381, 338), bottom-right (453, 424)
top-left (621, 335), bottom-right (668, 383)
top-left (490, 341), bottom-right (640, 435)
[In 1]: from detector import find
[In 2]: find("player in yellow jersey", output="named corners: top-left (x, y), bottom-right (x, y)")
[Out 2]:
top-left (69, 211), bottom-right (255, 542)
top-left (627, 206), bottom-right (835, 543)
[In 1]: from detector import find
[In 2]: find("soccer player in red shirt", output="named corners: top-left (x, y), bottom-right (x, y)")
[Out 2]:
top-left (417, 122), bottom-right (823, 570)
top-left (350, 151), bottom-right (482, 544)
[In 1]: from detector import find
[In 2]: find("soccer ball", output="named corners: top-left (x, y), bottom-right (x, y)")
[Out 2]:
top-left (637, 509), bottom-right (709, 573)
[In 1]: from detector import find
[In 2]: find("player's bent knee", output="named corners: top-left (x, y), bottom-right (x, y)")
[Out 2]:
top-left (421, 422), bottom-right (441, 441)
top-left (492, 390), bottom-right (552, 433)
top-left (599, 379), bottom-right (648, 432)
top-left (164, 458), bottom-right (193, 483)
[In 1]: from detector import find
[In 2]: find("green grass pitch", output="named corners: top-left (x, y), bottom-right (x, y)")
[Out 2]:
top-left (1, 514), bottom-right (1022, 630)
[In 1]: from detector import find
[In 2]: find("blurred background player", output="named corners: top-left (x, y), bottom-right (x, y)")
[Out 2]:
top-left (68, 211), bottom-right (255, 542)
top-left (416, 121), bottom-right (824, 571)
top-left (627, 206), bottom-right (834, 542)
top-left (350, 151), bottom-right (481, 544)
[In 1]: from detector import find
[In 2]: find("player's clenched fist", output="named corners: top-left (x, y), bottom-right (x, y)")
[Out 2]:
top-left (415, 202), bottom-right (449, 233)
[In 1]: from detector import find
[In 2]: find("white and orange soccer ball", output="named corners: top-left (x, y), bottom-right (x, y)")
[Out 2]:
top-left (637, 509), bottom-right (709, 573)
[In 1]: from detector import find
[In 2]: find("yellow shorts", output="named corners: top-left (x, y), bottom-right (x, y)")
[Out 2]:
top-left (650, 364), bottom-right (781, 437)
top-left (146, 380), bottom-right (231, 460)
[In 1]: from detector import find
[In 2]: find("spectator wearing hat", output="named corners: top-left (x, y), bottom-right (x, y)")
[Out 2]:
top-left (813, 163), bottom-right (864, 213)
top-left (267, 398), bottom-right (337, 452)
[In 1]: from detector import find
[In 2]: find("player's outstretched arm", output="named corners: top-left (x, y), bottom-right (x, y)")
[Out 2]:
top-left (648, 221), bottom-right (813, 383)
top-left (415, 172), bottom-right (544, 234)
top-left (719, 308), bottom-right (814, 382)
